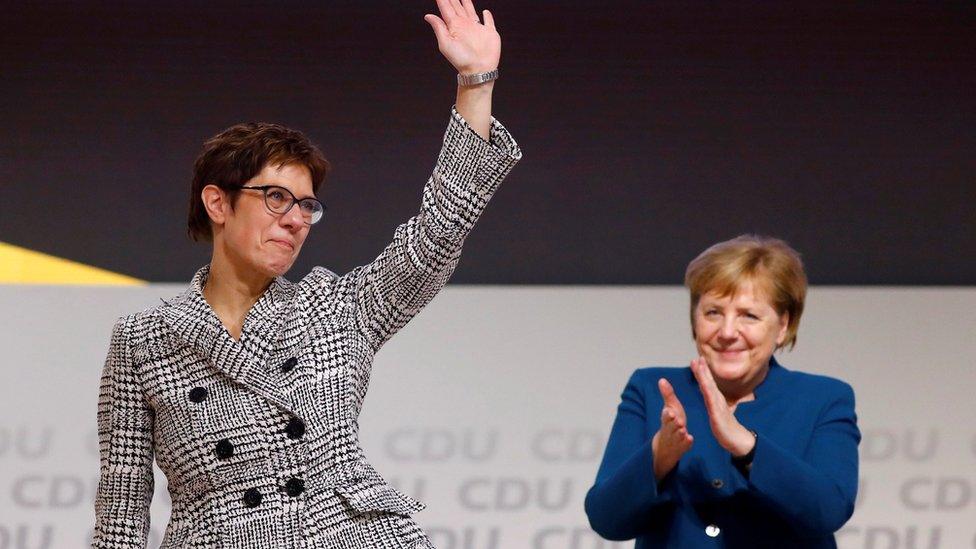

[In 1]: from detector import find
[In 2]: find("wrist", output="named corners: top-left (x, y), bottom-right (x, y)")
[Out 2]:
top-left (457, 81), bottom-right (495, 96)
top-left (731, 429), bottom-right (758, 459)
top-left (457, 68), bottom-right (499, 88)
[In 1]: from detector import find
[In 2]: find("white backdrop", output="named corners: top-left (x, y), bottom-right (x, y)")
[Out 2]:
top-left (1, 284), bottom-right (974, 548)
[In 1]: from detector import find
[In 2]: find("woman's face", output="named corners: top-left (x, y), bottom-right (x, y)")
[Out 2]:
top-left (692, 278), bottom-right (789, 387)
top-left (216, 162), bottom-right (314, 278)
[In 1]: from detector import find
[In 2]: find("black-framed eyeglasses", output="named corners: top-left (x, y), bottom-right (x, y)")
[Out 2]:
top-left (239, 185), bottom-right (325, 225)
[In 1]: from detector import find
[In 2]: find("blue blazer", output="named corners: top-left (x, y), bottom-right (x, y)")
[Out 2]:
top-left (584, 358), bottom-right (860, 548)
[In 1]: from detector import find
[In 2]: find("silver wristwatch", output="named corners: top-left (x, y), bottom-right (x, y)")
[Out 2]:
top-left (457, 69), bottom-right (499, 87)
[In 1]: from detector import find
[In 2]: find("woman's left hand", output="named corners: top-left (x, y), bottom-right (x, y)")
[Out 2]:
top-left (691, 357), bottom-right (757, 457)
top-left (425, 0), bottom-right (501, 75)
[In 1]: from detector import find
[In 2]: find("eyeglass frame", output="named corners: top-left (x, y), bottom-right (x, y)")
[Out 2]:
top-left (238, 185), bottom-right (326, 225)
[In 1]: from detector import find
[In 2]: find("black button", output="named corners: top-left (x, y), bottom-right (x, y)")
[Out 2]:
top-left (285, 417), bottom-right (305, 439)
top-left (242, 487), bottom-right (262, 507)
top-left (281, 357), bottom-right (298, 373)
top-left (188, 387), bottom-right (208, 403)
top-left (215, 439), bottom-right (234, 459)
top-left (285, 477), bottom-right (305, 497)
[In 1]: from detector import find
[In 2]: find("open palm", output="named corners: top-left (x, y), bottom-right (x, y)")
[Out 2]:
top-left (425, 0), bottom-right (500, 75)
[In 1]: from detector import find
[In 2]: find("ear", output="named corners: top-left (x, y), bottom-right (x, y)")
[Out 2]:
top-left (201, 184), bottom-right (230, 227)
top-left (775, 311), bottom-right (790, 346)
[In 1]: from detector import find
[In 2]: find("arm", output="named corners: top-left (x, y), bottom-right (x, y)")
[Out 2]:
top-left (691, 360), bottom-right (860, 535)
top-left (353, 108), bottom-right (519, 350)
top-left (425, 0), bottom-right (500, 140)
top-left (585, 371), bottom-right (676, 541)
top-left (92, 316), bottom-right (155, 549)
top-left (743, 383), bottom-right (860, 535)
top-left (352, 1), bottom-right (520, 350)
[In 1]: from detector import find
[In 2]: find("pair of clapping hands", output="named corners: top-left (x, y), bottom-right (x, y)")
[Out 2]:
top-left (652, 358), bottom-right (760, 481)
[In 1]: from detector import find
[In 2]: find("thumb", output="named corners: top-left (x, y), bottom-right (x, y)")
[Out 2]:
top-left (424, 14), bottom-right (450, 42)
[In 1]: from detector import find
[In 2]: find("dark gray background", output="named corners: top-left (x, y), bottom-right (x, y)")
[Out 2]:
top-left (2, 1), bottom-right (973, 284)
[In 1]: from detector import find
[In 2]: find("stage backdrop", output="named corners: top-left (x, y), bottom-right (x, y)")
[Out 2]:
top-left (0, 283), bottom-right (973, 548)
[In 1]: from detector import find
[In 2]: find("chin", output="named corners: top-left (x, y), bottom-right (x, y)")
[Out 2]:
top-left (259, 249), bottom-right (300, 277)
top-left (255, 257), bottom-right (296, 278)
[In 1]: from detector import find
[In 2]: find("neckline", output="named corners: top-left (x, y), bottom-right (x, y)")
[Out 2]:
top-left (188, 264), bottom-right (291, 342)
top-left (737, 356), bottom-right (787, 405)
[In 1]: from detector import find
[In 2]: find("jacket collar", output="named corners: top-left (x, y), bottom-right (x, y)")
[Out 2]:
top-left (159, 264), bottom-right (300, 415)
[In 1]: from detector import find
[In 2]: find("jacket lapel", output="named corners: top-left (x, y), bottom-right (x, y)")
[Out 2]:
top-left (159, 265), bottom-right (300, 417)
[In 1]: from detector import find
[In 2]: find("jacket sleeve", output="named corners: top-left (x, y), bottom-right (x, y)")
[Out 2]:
top-left (350, 106), bottom-right (521, 351)
top-left (740, 381), bottom-right (860, 536)
top-left (585, 370), bottom-right (675, 541)
top-left (92, 316), bottom-right (155, 549)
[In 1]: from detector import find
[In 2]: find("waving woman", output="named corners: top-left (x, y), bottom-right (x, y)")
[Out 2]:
top-left (92, 1), bottom-right (520, 547)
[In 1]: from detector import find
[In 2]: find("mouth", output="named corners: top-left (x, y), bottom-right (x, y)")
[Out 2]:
top-left (714, 348), bottom-right (746, 359)
top-left (269, 239), bottom-right (295, 251)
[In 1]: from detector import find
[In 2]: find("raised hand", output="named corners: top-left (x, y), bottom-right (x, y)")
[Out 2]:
top-left (690, 357), bottom-right (757, 457)
top-left (651, 378), bottom-right (694, 481)
top-left (424, 0), bottom-right (500, 75)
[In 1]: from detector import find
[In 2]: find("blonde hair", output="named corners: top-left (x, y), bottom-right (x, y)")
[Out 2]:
top-left (684, 235), bottom-right (807, 349)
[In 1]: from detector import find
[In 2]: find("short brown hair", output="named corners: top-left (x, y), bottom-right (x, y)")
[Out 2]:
top-left (188, 122), bottom-right (331, 241)
top-left (684, 235), bottom-right (808, 349)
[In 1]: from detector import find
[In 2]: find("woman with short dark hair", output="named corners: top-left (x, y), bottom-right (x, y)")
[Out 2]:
top-left (585, 235), bottom-right (860, 548)
top-left (92, 1), bottom-right (520, 547)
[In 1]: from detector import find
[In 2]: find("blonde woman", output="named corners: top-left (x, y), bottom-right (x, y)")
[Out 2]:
top-left (586, 235), bottom-right (860, 548)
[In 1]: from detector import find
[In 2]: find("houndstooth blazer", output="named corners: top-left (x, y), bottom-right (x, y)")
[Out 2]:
top-left (92, 108), bottom-right (521, 549)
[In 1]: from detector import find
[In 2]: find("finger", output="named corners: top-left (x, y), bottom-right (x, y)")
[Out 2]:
top-left (662, 407), bottom-right (677, 426)
top-left (434, 0), bottom-right (458, 23)
top-left (482, 9), bottom-right (496, 31)
top-left (461, 0), bottom-right (479, 20)
top-left (696, 358), bottom-right (724, 407)
top-left (662, 404), bottom-right (685, 429)
top-left (658, 378), bottom-right (682, 411)
top-left (690, 359), bottom-right (718, 415)
top-left (448, 0), bottom-right (467, 18)
top-left (423, 14), bottom-right (450, 42)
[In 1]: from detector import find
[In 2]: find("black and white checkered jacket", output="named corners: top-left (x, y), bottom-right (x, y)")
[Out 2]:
top-left (92, 109), bottom-right (521, 548)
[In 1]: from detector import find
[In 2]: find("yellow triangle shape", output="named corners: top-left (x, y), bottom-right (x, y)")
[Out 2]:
top-left (0, 241), bottom-right (145, 285)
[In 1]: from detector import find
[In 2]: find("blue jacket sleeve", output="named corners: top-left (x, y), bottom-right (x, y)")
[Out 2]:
top-left (585, 370), bottom-right (674, 541)
top-left (745, 381), bottom-right (860, 535)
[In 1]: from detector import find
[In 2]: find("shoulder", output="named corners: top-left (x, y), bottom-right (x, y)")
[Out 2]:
top-left (302, 266), bottom-right (340, 285)
top-left (782, 367), bottom-right (856, 401)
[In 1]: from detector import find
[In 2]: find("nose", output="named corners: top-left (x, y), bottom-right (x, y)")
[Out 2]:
top-left (718, 316), bottom-right (737, 341)
top-left (279, 202), bottom-right (305, 230)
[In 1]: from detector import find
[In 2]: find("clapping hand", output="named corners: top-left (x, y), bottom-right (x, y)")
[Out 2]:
top-left (652, 377), bottom-right (694, 481)
top-left (652, 358), bottom-right (758, 480)
top-left (690, 357), bottom-right (757, 457)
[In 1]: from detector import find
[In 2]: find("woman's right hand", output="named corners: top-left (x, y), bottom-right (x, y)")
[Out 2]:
top-left (651, 378), bottom-right (694, 481)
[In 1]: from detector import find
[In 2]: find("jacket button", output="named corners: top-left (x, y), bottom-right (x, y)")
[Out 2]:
top-left (711, 478), bottom-right (724, 489)
top-left (705, 524), bottom-right (721, 537)
top-left (281, 357), bottom-right (298, 373)
top-left (285, 477), bottom-right (305, 497)
top-left (215, 439), bottom-right (234, 459)
top-left (285, 417), bottom-right (306, 439)
top-left (242, 487), bottom-right (262, 508)
top-left (188, 387), bottom-right (208, 403)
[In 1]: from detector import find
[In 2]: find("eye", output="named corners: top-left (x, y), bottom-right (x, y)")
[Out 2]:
top-left (268, 190), bottom-right (286, 201)
top-left (299, 199), bottom-right (321, 214)
top-left (704, 309), bottom-right (720, 316)
top-left (744, 313), bottom-right (760, 320)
